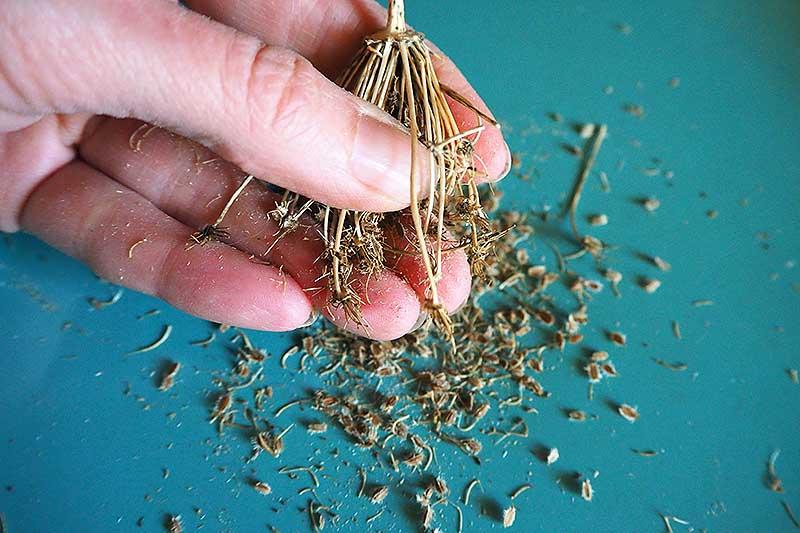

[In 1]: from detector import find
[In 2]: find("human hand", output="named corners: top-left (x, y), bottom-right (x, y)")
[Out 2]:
top-left (0, 0), bottom-right (510, 340)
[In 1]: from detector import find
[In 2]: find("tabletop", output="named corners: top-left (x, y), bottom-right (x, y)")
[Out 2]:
top-left (1, 1), bottom-right (799, 532)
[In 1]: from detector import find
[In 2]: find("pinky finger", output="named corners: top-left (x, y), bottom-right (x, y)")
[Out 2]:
top-left (19, 160), bottom-right (313, 331)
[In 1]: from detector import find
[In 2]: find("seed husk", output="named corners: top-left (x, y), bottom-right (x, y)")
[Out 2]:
top-left (502, 505), bottom-right (517, 527)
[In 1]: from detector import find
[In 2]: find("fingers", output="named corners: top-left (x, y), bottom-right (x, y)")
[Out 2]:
top-left (0, 0), bottom-right (429, 211)
top-left (183, 0), bottom-right (511, 181)
top-left (19, 160), bottom-right (313, 331)
top-left (79, 117), bottom-right (432, 341)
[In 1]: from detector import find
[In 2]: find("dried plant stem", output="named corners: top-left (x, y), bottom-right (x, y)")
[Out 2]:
top-left (217, 176), bottom-right (253, 225)
top-left (566, 125), bottom-right (607, 239)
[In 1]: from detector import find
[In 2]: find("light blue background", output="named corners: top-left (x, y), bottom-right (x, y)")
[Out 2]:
top-left (1, 1), bottom-right (799, 531)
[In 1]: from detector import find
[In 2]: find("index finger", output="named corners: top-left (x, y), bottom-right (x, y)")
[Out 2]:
top-left (184, 0), bottom-right (511, 182)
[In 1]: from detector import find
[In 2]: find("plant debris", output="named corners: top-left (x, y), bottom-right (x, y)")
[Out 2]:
top-left (502, 505), bottom-right (517, 527)
top-left (127, 325), bottom-right (172, 355)
top-left (581, 478), bottom-right (594, 501)
top-left (158, 361), bottom-right (180, 392)
top-left (618, 404), bottom-right (640, 422)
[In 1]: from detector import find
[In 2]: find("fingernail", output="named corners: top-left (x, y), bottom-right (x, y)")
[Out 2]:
top-left (498, 141), bottom-right (513, 180)
top-left (299, 310), bottom-right (319, 329)
top-left (411, 311), bottom-right (429, 332)
top-left (351, 111), bottom-right (430, 209)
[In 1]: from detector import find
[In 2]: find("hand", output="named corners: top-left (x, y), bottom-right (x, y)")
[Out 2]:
top-left (0, 0), bottom-right (510, 340)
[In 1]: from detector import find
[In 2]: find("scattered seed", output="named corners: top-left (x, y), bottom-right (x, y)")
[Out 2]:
top-left (623, 103), bottom-right (645, 118)
top-left (789, 369), bottom-right (799, 384)
top-left (546, 448), bottom-right (559, 465)
top-left (652, 256), bottom-right (672, 272)
top-left (568, 410), bottom-right (588, 422)
top-left (618, 404), bottom-right (639, 422)
top-left (252, 481), bottom-right (272, 495)
top-left (706, 209), bottom-right (718, 219)
top-left (642, 198), bottom-right (661, 212)
top-left (653, 358), bottom-right (688, 372)
top-left (692, 299), bottom-right (714, 307)
top-left (591, 351), bottom-right (609, 362)
top-left (641, 278), bottom-right (661, 293)
top-left (158, 362), bottom-right (181, 392)
top-left (128, 325), bottom-right (172, 355)
top-left (578, 123), bottom-right (596, 139)
top-left (89, 288), bottom-right (123, 310)
top-left (609, 331), bottom-right (627, 346)
top-left (581, 479), bottom-right (593, 501)
top-left (370, 486), bottom-right (389, 504)
top-left (585, 362), bottom-right (602, 383)
top-left (510, 484), bottom-right (532, 500)
top-left (672, 321), bottom-right (682, 340)
top-left (307, 422), bottom-right (328, 434)
top-left (631, 449), bottom-right (659, 457)
top-left (588, 214), bottom-right (608, 226)
top-left (668, 77), bottom-right (681, 88)
top-left (502, 505), bottom-right (517, 527)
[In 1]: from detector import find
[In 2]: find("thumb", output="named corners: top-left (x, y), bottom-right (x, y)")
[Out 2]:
top-left (0, 0), bottom-right (429, 212)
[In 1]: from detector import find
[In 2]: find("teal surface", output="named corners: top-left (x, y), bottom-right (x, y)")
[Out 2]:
top-left (2, 1), bottom-right (799, 532)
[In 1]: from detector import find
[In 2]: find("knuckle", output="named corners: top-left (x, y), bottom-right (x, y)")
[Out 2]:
top-left (225, 39), bottom-right (322, 142)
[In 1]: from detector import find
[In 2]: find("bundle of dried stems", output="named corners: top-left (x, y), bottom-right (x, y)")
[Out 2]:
top-left (190, 0), bottom-right (500, 343)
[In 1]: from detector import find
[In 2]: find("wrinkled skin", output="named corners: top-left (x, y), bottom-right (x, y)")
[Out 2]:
top-left (0, 0), bottom-right (509, 340)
